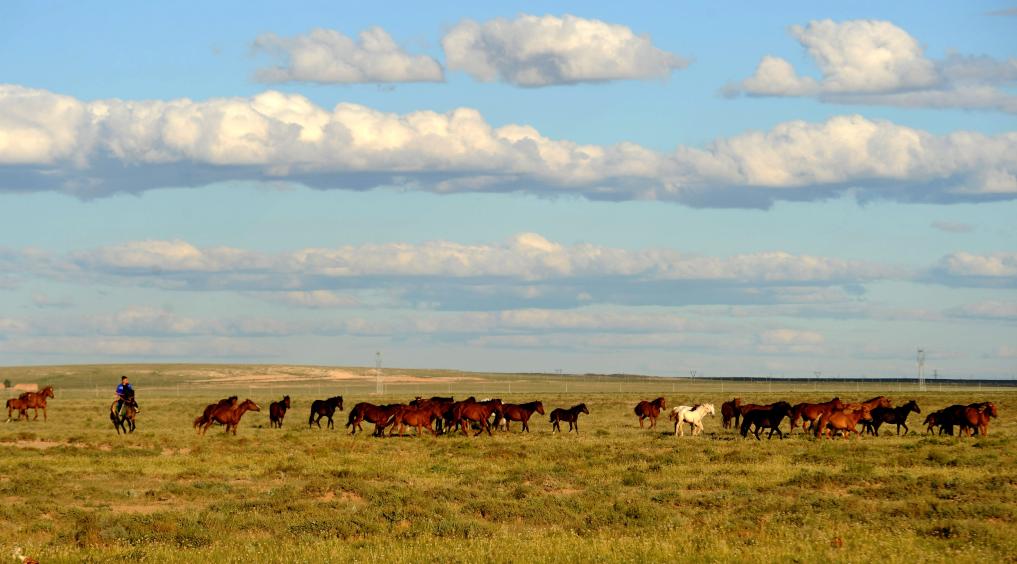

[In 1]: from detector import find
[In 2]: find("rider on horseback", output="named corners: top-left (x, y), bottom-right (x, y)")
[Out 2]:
top-left (115, 376), bottom-right (139, 416)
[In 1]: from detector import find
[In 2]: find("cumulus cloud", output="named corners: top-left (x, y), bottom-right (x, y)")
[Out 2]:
top-left (929, 252), bottom-right (1017, 287)
top-left (732, 19), bottom-right (1017, 113)
top-left (1, 85), bottom-right (1014, 205)
top-left (947, 300), bottom-right (1017, 322)
top-left (931, 220), bottom-right (974, 233)
top-left (253, 27), bottom-right (444, 84)
top-left (757, 328), bottom-right (826, 354)
top-left (442, 14), bottom-right (688, 86)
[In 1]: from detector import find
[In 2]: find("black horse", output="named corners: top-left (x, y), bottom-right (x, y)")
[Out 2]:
top-left (740, 401), bottom-right (792, 440)
top-left (308, 396), bottom-right (344, 429)
top-left (864, 400), bottom-right (921, 436)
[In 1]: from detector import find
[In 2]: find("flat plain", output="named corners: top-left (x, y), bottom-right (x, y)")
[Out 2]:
top-left (1, 365), bottom-right (1014, 563)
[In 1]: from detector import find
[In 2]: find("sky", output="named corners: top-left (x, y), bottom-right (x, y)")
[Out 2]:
top-left (0, 1), bottom-right (1015, 378)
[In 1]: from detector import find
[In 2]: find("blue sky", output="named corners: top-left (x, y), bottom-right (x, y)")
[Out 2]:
top-left (0, 1), bottom-right (1015, 378)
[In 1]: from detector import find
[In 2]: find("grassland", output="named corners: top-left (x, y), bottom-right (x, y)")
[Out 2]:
top-left (1, 365), bottom-right (1015, 563)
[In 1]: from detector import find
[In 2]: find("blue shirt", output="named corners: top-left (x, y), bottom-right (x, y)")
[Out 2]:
top-left (116, 383), bottom-right (134, 397)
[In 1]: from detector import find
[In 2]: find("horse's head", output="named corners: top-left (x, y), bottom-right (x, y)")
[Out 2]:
top-left (283, 396), bottom-right (291, 408)
top-left (906, 400), bottom-right (920, 414)
top-left (655, 397), bottom-right (666, 409)
top-left (578, 403), bottom-right (589, 415)
top-left (984, 402), bottom-right (998, 418)
top-left (333, 396), bottom-right (344, 411)
top-left (42, 387), bottom-right (55, 398)
top-left (241, 399), bottom-right (261, 412)
top-left (704, 403), bottom-right (716, 416)
top-left (534, 401), bottom-right (545, 415)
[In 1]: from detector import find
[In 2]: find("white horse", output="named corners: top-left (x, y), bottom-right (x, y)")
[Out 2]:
top-left (669, 403), bottom-right (715, 436)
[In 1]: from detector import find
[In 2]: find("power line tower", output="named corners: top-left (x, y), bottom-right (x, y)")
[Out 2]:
top-left (375, 351), bottom-right (383, 395)
top-left (917, 348), bottom-right (926, 392)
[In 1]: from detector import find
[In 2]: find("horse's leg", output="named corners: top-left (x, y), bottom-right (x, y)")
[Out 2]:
top-left (327, 415), bottom-right (334, 430)
top-left (638, 416), bottom-right (644, 428)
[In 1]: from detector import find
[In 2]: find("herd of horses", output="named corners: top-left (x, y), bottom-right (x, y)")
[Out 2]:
top-left (3, 386), bottom-right (1001, 442)
top-left (190, 394), bottom-right (591, 437)
top-left (714, 396), bottom-right (998, 440)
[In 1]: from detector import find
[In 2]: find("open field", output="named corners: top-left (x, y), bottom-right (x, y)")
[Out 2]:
top-left (2, 365), bottom-right (1015, 563)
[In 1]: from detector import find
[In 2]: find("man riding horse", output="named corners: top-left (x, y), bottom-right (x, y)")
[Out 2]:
top-left (115, 376), bottom-right (140, 417)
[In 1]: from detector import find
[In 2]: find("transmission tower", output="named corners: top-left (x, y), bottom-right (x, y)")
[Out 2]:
top-left (375, 351), bottom-right (383, 395)
top-left (917, 348), bottom-right (926, 392)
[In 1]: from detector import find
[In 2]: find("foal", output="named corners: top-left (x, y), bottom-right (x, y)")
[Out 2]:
top-left (269, 395), bottom-right (291, 428)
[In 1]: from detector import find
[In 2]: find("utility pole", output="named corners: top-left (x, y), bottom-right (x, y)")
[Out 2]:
top-left (917, 348), bottom-right (926, 392)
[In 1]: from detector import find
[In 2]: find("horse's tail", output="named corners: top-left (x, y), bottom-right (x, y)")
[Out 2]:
top-left (345, 407), bottom-right (358, 428)
top-left (193, 414), bottom-right (206, 429)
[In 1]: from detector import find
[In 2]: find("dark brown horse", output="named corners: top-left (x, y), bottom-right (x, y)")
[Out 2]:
top-left (454, 399), bottom-right (503, 436)
top-left (110, 397), bottom-right (137, 434)
top-left (387, 404), bottom-right (439, 437)
top-left (18, 386), bottom-right (55, 421)
top-left (788, 397), bottom-right (843, 433)
top-left (634, 397), bottom-right (666, 429)
top-left (720, 398), bottom-right (741, 429)
top-left (443, 396), bottom-right (477, 433)
top-left (196, 399), bottom-right (260, 436)
top-left (269, 395), bottom-right (291, 428)
top-left (550, 403), bottom-right (589, 434)
top-left (411, 396), bottom-right (456, 433)
top-left (939, 402), bottom-right (998, 436)
top-left (740, 401), bottom-right (792, 440)
top-left (308, 396), bottom-right (343, 429)
top-left (499, 401), bottom-right (545, 432)
top-left (193, 396), bottom-right (238, 430)
top-left (864, 400), bottom-right (920, 436)
top-left (5, 398), bottom-right (29, 422)
top-left (346, 402), bottom-right (403, 436)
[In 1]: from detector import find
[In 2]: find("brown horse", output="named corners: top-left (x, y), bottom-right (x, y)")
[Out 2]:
top-left (720, 398), bottom-right (742, 429)
top-left (308, 396), bottom-right (344, 429)
top-left (499, 401), bottom-right (545, 432)
top-left (634, 397), bottom-right (666, 429)
top-left (18, 386), bottom-right (55, 421)
top-left (740, 401), bottom-right (793, 440)
top-left (411, 396), bottom-right (456, 434)
top-left (816, 406), bottom-right (873, 439)
top-left (443, 396), bottom-right (477, 434)
top-left (939, 402), bottom-right (998, 436)
top-left (5, 398), bottom-right (29, 422)
top-left (387, 404), bottom-right (439, 437)
top-left (193, 396), bottom-right (238, 430)
top-left (110, 397), bottom-right (137, 434)
top-left (196, 399), bottom-right (260, 436)
top-left (864, 400), bottom-right (921, 436)
top-left (454, 399), bottom-right (503, 436)
top-left (550, 403), bottom-right (589, 434)
top-left (788, 397), bottom-right (843, 434)
top-left (269, 395), bottom-right (291, 428)
top-left (346, 402), bottom-right (403, 436)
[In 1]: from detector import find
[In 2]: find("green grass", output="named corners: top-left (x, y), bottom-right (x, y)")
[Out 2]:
top-left (1, 365), bottom-right (1015, 563)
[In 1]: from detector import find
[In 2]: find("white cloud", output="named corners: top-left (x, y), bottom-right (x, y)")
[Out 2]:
top-left (253, 27), bottom-right (444, 84)
top-left (757, 328), bottom-right (825, 354)
top-left (64, 233), bottom-right (890, 285)
top-left (947, 301), bottom-right (1017, 321)
top-left (733, 19), bottom-right (1017, 113)
top-left (931, 221), bottom-right (974, 233)
top-left (931, 252), bottom-right (1017, 288)
top-left (257, 290), bottom-right (361, 309)
top-left (442, 14), bottom-right (688, 86)
top-left (1, 85), bottom-right (1014, 205)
